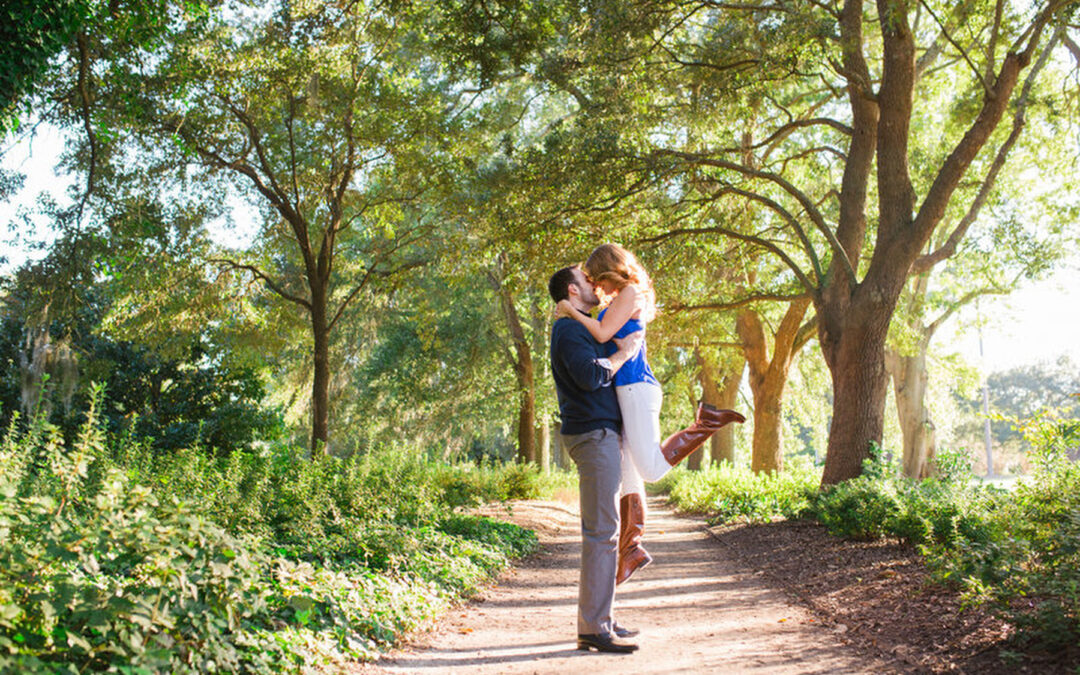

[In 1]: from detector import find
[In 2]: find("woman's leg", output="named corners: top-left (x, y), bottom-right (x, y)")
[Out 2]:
top-left (617, 440), bottom-right (650, 585)
top-left (618, 384), bottom-right (747, 482)
top-left (614, 384), bottom-right (661, 585)
top-left (616, 383), bottom-right (672, 482)
top-left (620, 438), bottom-right (645, 497)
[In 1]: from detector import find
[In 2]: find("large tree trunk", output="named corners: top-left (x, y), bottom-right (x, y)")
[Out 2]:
top-left (516, 374), bottom-right (537, 463)
top-left (886, 344), bottom-right (936, 479)
top-left (748, 381), bottom-right (784, 473)
top-left (818, 285), bottom-right (895, 485)
top-left (310, 279), bottom-right (331, 455)
top-left (507, 302), bottom-right (536, 464)
top-left (489, 257), bottom-right (536, 464)
top-left (736, 299), bottom-right (813, 474)
top-left (695, 349), bottom-right (744, 465)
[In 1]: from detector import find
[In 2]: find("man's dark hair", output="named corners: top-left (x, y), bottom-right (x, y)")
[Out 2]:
top-left (548, 265), bottom-right (579, 303)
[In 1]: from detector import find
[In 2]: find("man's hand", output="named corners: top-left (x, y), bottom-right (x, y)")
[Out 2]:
top-left (602, 329), bottom-right (643, 377)
top-left (613, 330), bottom-right (643, 359)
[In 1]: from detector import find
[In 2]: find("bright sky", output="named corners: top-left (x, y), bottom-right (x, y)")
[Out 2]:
top-left (942, 265), bottom-right (1080, 371)
top-left (3, 126), bottom-right (1079, 375)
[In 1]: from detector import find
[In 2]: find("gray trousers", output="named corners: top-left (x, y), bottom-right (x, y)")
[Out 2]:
top-left (562, 427), bottom-right (621, 636)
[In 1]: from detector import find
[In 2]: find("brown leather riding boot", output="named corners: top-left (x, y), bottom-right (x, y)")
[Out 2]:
top-left (616, 493), bottom-right (652, 585)
top-left (660, 402), bottom-right (746, 467)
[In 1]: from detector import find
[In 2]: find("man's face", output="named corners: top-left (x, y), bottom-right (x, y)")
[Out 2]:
top-left (571, 268), bottom-right (600, 308)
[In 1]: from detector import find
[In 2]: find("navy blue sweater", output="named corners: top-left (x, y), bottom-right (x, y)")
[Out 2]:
top-left (549, 316), bottom-right (622, 435)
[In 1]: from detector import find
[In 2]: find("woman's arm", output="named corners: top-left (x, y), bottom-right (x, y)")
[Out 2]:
top-left (557, 286), bottom-right (639, 343)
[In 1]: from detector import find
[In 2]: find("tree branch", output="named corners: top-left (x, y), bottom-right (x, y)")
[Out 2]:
top-left (668, 291), bottom-right (810, 313)
top-left (913, 26), bottom-right (1061, 274)
top-left (74, 33), bottom-right (97, 224)
top-left (641, 222), bottom-right (817, 294)
top-left (652, 148), bottom-right (856, 282)
top-left (793, 314), bottom-right (819, 353)
top-left (709, 184), bottom-right (824, 283)
top-left (208, 257), bottom-right (312, 309)
top-left (925, 279), bottom-right (1016, 339)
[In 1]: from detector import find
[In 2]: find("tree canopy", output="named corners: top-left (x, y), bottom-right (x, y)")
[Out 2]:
top-left (4, 0), bottom-right (1080, 479)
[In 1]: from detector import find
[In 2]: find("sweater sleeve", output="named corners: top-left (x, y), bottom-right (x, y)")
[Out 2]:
top-left (557, 324), bottom-right (615, 392)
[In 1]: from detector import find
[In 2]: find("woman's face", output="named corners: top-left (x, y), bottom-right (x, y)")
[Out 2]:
top-left (595, 279), bottom-right (618, 296)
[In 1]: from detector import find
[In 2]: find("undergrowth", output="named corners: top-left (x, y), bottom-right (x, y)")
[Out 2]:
top-left (656, 456), bottom-right (819, 524)
top-left (0, 384), bottom-right (545, 673)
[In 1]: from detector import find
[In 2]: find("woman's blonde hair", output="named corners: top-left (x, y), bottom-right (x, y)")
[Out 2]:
top-left (584, 243), bottom-right (657, 323)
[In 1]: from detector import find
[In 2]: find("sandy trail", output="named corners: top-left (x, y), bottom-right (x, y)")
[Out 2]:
top-left (358, 498), bottom-right (882, 674)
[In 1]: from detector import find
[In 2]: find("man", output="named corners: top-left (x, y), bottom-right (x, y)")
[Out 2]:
top-left (548, 264), bottom-right (643, 654)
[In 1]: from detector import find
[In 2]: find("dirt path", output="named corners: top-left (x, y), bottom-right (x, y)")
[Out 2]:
top-left (357, 498), bottom-right (885, 675)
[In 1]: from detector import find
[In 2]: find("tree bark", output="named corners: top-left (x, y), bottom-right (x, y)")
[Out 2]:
top-left (536, 414), bottom-right (551, 472)
top-left (736, 298), bottom-right (813, 474)
top-left (886, 344), bottom-right (935, 479)
top-left (885, 271), bottom-right (938, 479)
top-left (310, 278), bottom-right (331, 455)
top-left (489, 257), bottom-right (537, 464)
top-left (712, 359), bottom-right (744, 465)
top-left (819, 283), bottom-right (895, 485)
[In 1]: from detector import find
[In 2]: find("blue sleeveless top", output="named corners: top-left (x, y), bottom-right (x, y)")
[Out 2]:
top-left (599, 308), bottom-right (659, 387)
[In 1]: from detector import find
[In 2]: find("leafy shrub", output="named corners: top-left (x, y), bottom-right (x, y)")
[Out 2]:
top-left (663, 457), bottom-right (820, 524)
top-left (0, 389), bottom-right (542, 672)
top-left (814, 475), bottom-right (901, 540)
top-left (941, 406), bottom-right (1080, 650)
top-left (497, 462), bottom-right (544, 500)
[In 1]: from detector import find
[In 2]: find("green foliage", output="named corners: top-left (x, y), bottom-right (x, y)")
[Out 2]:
top-left (812, 445), bottom-right (1001, 546)
top-left (0, 243), bottom-right (282, 457)
top-left (661, 458), bottom-right (819, 525)
top-left (0, 0), bottom-right (88, 134)
top-left (0, 392), bottom-right (540, 672)
top-left (937, 406), bottom-right (1080, 650)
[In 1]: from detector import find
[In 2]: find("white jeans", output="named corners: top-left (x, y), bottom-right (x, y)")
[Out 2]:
top-left (617, 382), bottom-right (672, 493)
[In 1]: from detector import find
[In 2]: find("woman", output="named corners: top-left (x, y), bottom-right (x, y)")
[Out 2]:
top-left (556, 243), bottom-right (745, 584)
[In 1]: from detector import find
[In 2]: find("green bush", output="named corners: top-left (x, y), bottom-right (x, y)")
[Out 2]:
top-left (807, 445), bottom-right (1001, 546)
top-left (941, 407), bottom-right (1080, 650)
top-left (814, 473), bottom-right (902, 540)
top-left (663, 457), bottom-right (819, 524)
top-left (0, 388), bottom-right (542, 672)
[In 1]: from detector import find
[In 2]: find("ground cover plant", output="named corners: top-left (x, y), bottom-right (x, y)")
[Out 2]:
top-left (655, 456), bottom-right (820, 524)
top-left (0, 387), bottom-right (549, 673)
top-left (663, 406), bottom-right (1080, 658)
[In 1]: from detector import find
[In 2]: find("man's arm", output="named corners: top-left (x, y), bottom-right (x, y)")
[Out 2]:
top-left (558, 327), bottom-right (644, 392)
top-left (604, 331), bottom-right (644, 374)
